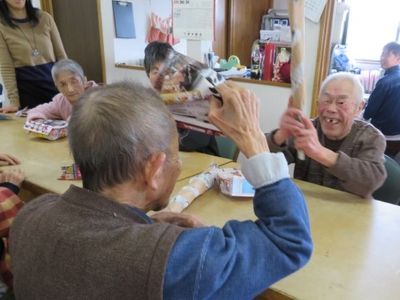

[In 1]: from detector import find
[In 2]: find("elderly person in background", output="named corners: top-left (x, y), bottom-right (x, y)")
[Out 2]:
top-left (0, 0), bottom-right (67, 113)
top-left (267, 72), bottom-right (386, 198)
top-left (10, 81), bottom-right (312, 299)
top-left (363, 41), bottom-right (400, 161)
top-left (26, 59), bottom-right (96, 122)
top-left (144, 41), bottom-right (219, 156)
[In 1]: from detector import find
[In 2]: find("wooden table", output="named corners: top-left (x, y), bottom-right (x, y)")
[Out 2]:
top-left (1, 117), bottom-right (231, 198)
top-left (1, 117), bottom-right (75, 196)
top-left (269, 181), bottom-right (400, 300)
top-left (177, 162), bottom-right (400, 300)
top-left (3, 118), bottom-right (400, 299)
top-left (177, 151), bottom-right (231, 181)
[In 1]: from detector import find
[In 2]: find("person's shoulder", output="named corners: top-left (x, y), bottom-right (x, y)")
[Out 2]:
top-left (23, 192), bottom-right (60, 208)
top-left (14, 192), bottom-right (60, 222)
top-left (37, 10), bottom-right (50, 18)
top-left (37, 10), bottom-right (54, 23)
top-left (52, 92), bottom-right (69, 103)
top-left (353, 119), bottom-right (378, 131)
top-left (380, 66), bottom-right (400, 82)
top-left (353, 119), bottom-right (385, 140)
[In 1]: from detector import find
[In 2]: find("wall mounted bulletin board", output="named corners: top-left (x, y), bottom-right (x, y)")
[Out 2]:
top-left (113, 0), bottom-right (187, 66)
top-left (112, 1), bottom-right (136, 38)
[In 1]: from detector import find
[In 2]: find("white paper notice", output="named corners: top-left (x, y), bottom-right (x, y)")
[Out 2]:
top-left (172, 0), bottom-right (214, 40)
top-left (305, 0), bottom-right (327, 23)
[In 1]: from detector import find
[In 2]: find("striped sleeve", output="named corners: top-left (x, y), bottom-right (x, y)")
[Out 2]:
top-left (0, 187), bottom-right (23, 238)
top-left (46, 12), bottom-right (67, 60)
top-left (0, 30), bottom-right (20, 108)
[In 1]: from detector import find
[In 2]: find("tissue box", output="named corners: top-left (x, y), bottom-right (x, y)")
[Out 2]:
top-left (24, 119), bottom-right (68, 140)
top-left (216, 168), bottom-right (255, 197)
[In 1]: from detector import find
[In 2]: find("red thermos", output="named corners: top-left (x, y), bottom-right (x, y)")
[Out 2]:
top-left (263, 43), bottom-right (276, 81)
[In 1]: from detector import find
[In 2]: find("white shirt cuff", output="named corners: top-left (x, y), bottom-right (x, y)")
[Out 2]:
top-left (241, 152), bottom-right (289, 189)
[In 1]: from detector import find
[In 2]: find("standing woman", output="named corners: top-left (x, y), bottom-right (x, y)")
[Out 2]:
top-left (0, 0), bottom-right (67, 113)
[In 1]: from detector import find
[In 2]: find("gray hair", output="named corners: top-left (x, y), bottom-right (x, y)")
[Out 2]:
top-left (68, 81), bottom-right (177, 192)
top-left (51, 59), bottom-right (85, 82)
top-left (319, 72), bottom-right (364, 105)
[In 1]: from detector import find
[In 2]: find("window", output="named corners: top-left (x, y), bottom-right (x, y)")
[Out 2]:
top-left (345, 0), bottom-right (400, 61)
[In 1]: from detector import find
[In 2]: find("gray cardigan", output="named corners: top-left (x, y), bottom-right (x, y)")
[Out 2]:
top-left (267, 118), bottom-right (386, 198)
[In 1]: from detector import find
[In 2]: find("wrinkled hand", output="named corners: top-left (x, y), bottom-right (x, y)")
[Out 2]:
top-left (292, 116), bottom-right (323, 158)
top-left (0, 105), bottom-right (18, 113)
top-left (0, 168), bottom-right (25, 187)
top-left (208, 81), bottom-right (268, 158)
top-left (292, 117), bottom-right (338, 167)
top-left (0, 153), bottom-right (20, 166)
top-left (275, 107), bottom-right (305, 142)
top-left (152, 211), bottom-right (206, 228)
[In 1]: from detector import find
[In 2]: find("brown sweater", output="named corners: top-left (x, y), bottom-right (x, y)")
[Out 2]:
top-left (267, 118), bottom-right (387, 198)
top-left (0, 11), bottom-right (67, 107)
top-left (10, 185), bottom-right (184, 299)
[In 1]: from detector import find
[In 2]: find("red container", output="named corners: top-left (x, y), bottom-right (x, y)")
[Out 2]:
top-left (262, 43), bottom-right (276, 81)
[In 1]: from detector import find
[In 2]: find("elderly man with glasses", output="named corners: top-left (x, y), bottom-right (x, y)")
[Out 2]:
top-left (267, 72), bottom-right (386, 198)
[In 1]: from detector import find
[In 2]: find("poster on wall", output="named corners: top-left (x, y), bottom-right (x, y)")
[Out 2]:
top-left (172, 0), bottom-right (214, 41)
top-left (112, 1), bottom-right (136, 38)
top-left (305, 0), bottom-right (327, 23)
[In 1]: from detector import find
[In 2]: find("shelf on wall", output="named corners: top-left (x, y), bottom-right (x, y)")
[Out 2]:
top-left (114, 63), bottom-right (291, 88)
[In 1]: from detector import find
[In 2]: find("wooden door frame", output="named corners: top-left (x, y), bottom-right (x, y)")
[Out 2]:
top-left (40, 0), bottom-right (106, 83)
top-left (310, 0), bottom-right (336, 117)
top-left (40, 0), bottom-right (52, 14)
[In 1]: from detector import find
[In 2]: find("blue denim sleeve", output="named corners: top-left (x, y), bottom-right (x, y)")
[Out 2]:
top-left (164, 172), bottom-right (312, 299)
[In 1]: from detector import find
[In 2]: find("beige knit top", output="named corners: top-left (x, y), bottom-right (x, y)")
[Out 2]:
top-left (0, 11), bottom-right (67, 107)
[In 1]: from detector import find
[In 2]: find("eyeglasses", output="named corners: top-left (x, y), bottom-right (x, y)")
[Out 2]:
top-left (318, 95), bottom-right (352, 108)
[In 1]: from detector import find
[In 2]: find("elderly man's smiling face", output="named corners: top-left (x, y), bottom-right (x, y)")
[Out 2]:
top-left (317, 79), bottom-right (363, 140)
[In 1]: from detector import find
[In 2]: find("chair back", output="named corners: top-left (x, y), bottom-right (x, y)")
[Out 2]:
top-left (373, 155), bottom-right (400, 205)
top-left (215, 136), bottom-right (239, 161)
